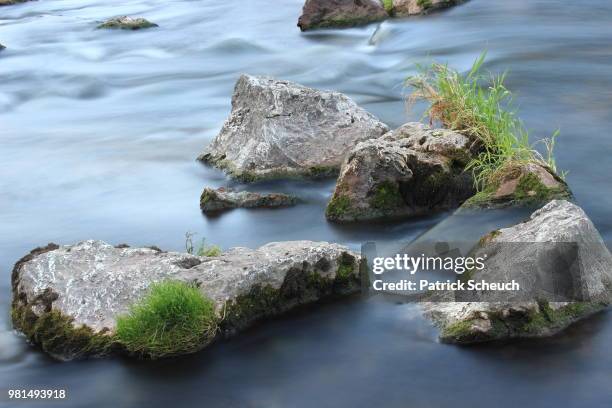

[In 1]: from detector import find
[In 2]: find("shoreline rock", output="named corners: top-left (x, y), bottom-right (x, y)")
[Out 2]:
top-left (298, 0), bottom-right (467, 31)
top-left (98, 16), bottom-right (158, 30)
top-left (0, 0), bottom-right (32, 6)
top-left (424, 200), bottom-right (612, 344)
top-left (12, 240), bottom-right (364, 360)
top-left (200, 187), bottom-right (297, 213)
top-left (199, 74), bottom-right (388, 182)
top-left (326, 122), bottom-right (475, 222)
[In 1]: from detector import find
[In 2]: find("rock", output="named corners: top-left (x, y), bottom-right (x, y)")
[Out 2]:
top-left (462, 161), bottom-right (572, 209)
top-left (199, 74), bottom-right (389, 181)
top-left (0, 0), bottom-right (32, 6)
top-left (97, 16), bottom-right (158, 30)
top-left (424, 200), bottom-right (612, 344)
top-left (297, 0), bottom-right (389, 31)
top-left (390, 0), bottom-right (465, 17)
top-left (200, 187), bottom-right (297, 213)
top-left (326, 122), bottom-right (475, 222)
top-left (11, 240), bottom-right (363, 360)
top-left (0, 43), bottom-right (5, 51)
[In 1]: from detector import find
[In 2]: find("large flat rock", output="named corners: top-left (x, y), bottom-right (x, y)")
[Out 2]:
top-left (199, 74), bottom-right (389, 181)
top-left (12, 240), bottom-right (363, 360)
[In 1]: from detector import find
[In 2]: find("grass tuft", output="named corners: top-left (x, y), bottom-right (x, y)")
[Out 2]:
top-left (116, 281), bottom-right (217, 359)
top-left (406, 52), bottom-right (561, 191)
top-left (185, 232), bottom-right (222, 257)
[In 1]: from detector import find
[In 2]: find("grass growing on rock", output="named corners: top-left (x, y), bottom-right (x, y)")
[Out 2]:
top-left (116, 281), bottom-right (217, 359)
top-left (407, 52), bottom-right (561, 192)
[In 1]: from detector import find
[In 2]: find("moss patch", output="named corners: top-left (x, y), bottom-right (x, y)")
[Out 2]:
top-left (370, 181), bottom-right (404, 211)
top-left (382, 0), bottom-right (394, 15)
top-left (326, 195), bottom-right (352, 219)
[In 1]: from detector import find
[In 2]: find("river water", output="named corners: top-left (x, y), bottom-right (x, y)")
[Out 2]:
top-left (1, 0), bottom-right (612, 407)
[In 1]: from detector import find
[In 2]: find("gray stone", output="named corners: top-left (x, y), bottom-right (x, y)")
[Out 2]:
top-left (200, 187), bottom-right (297, 213)
top-left (0, 0), bottom-right (32, 6)
top-left (423, 200), bottom-right (612, 344)
top-left (326, 122), bottom-right (475, 222)
top-left (98, 16), bottom-right (158, 30)
top-left (298, 0), bottom-right (389, 31)
top-left (12, 240), bottom-right (363, 360)
top-left (199, 74), bottom-right (389, 181)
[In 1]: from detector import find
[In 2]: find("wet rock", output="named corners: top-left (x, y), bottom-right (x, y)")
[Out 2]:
top-left (424, 200), bottom-right (612, 344)
top-left (199, 74), bottom-right (388, 181)
top-left (298, 0), bottom-right (389, 31)
top-left (0, 0), bottom-right (32, 6)
top-left (326, 122), bottom-right (475, 222)
top-left (390, 0), bottom-right (465, 17)
top-left (200, 187), bottom-right (297, 213)
top-left (0, 43), bottom-right (5, 51)
top-left (462, 162), bottom-right (572, 209)
top-left (97, 16), bottom-right (158, 30)
top-left (12, 240), bottom-right (363, 360)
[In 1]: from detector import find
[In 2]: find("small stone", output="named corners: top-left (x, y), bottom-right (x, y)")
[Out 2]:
top-left (98, 16), bottom-right (158, 30)
top-left (200, 187), bottom-right (297, 213)
top-left (298, 0), bottom-right (389, 31)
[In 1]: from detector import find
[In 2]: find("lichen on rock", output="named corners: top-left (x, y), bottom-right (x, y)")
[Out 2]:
top-left (199, 74), bottom-right (388, 181)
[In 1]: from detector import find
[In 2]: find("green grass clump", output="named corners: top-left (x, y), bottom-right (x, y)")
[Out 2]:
top-left (185, 232), bottom-right (222, 257)
top-left (116, 281), bottom-right (217, 358)
top-left (407, 52), bottom-right (561, 192)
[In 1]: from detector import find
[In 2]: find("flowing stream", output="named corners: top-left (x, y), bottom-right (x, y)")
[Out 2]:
top-left (1, 0), bottom-right (612, 407)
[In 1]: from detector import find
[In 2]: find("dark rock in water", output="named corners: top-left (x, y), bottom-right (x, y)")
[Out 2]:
top-left (298, 0), bottom-right (389, 31)
top-left (11, 240), bottom-right (363, 360)
top-left (423, 200), bottom-right (612, 344)
top-left (390, 0), bottom-right (465, 17)
top-left (0, 0), bottom-right (33, 6)
top-left (326, 122), bottom-right (475, 222)
top-left (97, 16), bottom-right (158, 30)
top-left (462, 162), bottom-right (572, 209)
top-left (0, 43), bottom-right (5, 51)
top-left (200, 187), bottom-right (297, 213)
top-left (199, 74), bottom-right (388, 182)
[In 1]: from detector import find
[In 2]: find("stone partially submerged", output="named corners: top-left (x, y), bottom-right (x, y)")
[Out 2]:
top-left (199, 74), bottom-right (388, 181)
top-left (297, 0), bottom-right (389, 31)
top-left (297, 0), bottom-right (467, 31)
top-left (326, 122), bottom-right (475, 222)
top-left (0, 0), bottom-right (32, 6)
top-left (424, 200), bottom-right (612, 344)
top-left (12, 240), bottom-right (363, 360)
top-left (200, 187), bottom-right (297, 214)
top-left (98, 16), bottom-right (158, 30)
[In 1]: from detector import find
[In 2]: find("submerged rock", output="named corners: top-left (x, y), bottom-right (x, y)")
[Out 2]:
top-left (97, 16), bottom-right (158, 30)
top-left (0, 43), bottom-right (5, 51)
top-left (424, 200), bottom-right (612, 344)
top-left (298, 0), bottom-right (389, 31)
top-left (12, 240), bottom-right (363, 360)
top-left (199, 74), bottom-right (388, 181)
top-left (462, 162), bottom-right (572, 209)
top-left (390, 0), bottom-right (465, 17)
top-left (200, 187), bottom-right (297, 213)
top-left (326, 122), bottom-right (475, 222)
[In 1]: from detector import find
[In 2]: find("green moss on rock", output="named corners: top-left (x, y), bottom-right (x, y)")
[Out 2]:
top-left (326, 195), bottom-right (352, 219)
top-left (370, 181), bottom-right (404, 211)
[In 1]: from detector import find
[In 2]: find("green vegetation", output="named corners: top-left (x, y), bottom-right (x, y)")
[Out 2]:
top-left (382, 0), bottom-right (394, 14)
top-left (417, 0), bottom-right (433, 9)
top-left (326, 195), bottom-right (352, 219)
top-left (407, 52), bottom-right (561, 192)
top-left (116, 281), bottom-right (217, 358)
top-left (97, 17), bottom-right (158, 30)
top-left (185, 232), bottom-right (222, 257)
top-left (370, 181), bottom-right (404, 210)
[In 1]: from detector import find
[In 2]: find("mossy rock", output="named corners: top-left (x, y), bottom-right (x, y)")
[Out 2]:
top-left (98, 16), bottom-right (158, 30)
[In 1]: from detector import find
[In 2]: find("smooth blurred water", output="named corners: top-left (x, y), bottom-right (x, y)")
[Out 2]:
top-left (1, 0), bottom-right (612, 407)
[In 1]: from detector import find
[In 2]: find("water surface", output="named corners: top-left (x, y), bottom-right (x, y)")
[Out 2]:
top-left (1, 0), bottom-right (612, 407)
